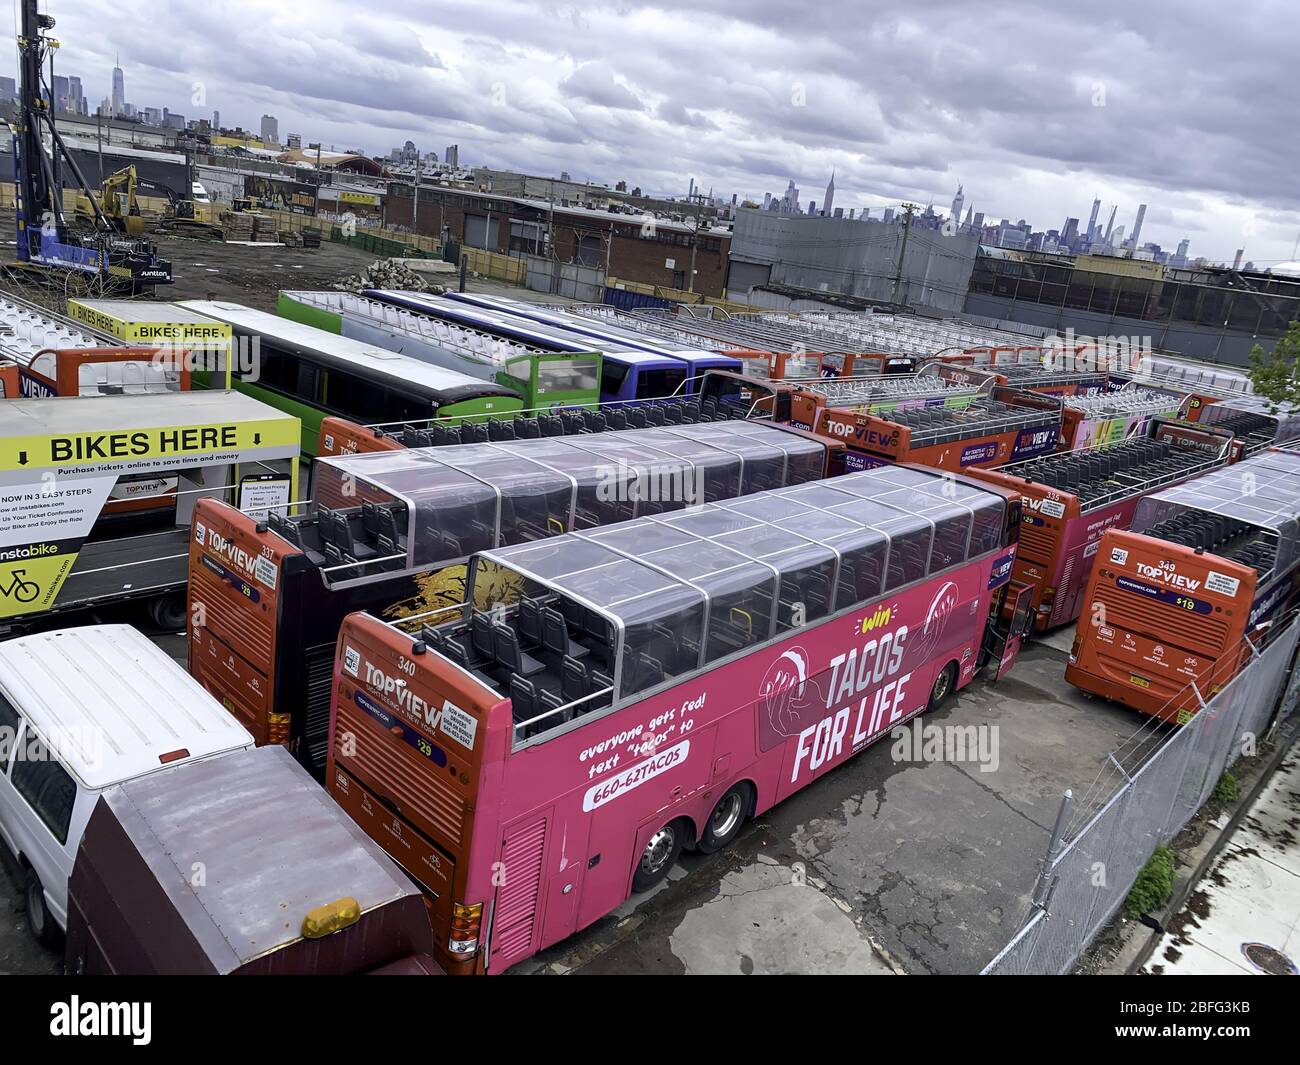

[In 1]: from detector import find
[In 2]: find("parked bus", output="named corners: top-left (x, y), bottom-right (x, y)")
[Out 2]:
top-left (378, 290), bottom-right (742, 398)
top-left (817, 385), bottom-right (1064, 472)
top-left (821, 352), bottom-right (919, 377)
top-left (1056, 385), bottom-right (1186, 451)
top-left (176, 301), bottom-right (525, 456)
top-left (15, 345), bottom-right (189, 398)
top-left (278, 290), bottom-right (602, 412)
top-left (189, 421), bottom-right (838, 772)
top-left (1065, 449), bottom-right (1300, 721)
top-left (1179, 393), bottom-right (1300, 461)
top-left (785, 371), bottom-right (988, 435)
top-left (327, 461), bottom-right (1027, 973)
top-left (964, 419), bottom-right (1233, 632)
top-left (313, 391), bottom-right (735, 461)
top-left (726, 349), bottom-right (826, 380)
top-left (443, 291), bottom-right (744, 384)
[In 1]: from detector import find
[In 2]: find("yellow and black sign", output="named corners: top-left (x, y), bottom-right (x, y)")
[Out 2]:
top-left (67, 299), bottom-right (233, 345)
top-left (0, 419), bottom-right (300, 473)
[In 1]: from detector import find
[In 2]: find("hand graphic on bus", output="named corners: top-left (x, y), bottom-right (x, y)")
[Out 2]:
top-left (0, 570), bottom-right (39, 604)
top-left (759, 648), bottom-right (822, 738)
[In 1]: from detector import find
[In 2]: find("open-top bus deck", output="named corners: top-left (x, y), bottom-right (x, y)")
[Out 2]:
top-left (328, 460), bottom-right (1025, 973)
top-left (1058, 385), bottom-right (1187, 451)
top-left (964, 419), bottom-right (1233, 631)
top-left (189, 420), bottom-right (839, 772)
top-left (1066, 449), bottom-right (1300, 721)
top-left (818, 385), bottom-right (1063, 472)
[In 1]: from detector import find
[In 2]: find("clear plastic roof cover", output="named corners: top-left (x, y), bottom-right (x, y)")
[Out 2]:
top-left (474, 464), bottom-right (1007, 699)
top-left (1134, 449), bottom-right (1300, 575)
top-left (312, 421), bottom-right (826, 572)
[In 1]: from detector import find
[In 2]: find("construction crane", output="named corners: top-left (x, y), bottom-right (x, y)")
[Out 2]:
top-left (10, 1), bottom-right (172, 290)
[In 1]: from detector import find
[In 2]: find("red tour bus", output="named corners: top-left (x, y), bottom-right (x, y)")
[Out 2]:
top-left (817, 386), bottom-right (1063, 473)
top-left (17, 345), bottom-right (190, 398)
top-left (1065, 449), bottom-right (1300, 721)
top-left (327, 462), bottom-right (1027, 973)
top-left (1057, 385), bottom-right (1186, 452)
top-left (190, 421), bottom-right (838, 772)
top-left (785, 371), bottom-right (987, 436)
top-left (728, 349), bottom-right (825, 381)
top-left (964, 419), bottom-right (1232, 632)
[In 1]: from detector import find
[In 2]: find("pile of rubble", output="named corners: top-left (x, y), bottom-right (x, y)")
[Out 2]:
top-left (331, 258), bottom-right (443, 293)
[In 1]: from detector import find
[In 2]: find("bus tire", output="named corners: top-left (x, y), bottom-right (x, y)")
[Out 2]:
top-left (25, 869), bottom-right (59, 949)
top-left (632, 819), bottom-right (686, 893)
top-left (927, 661), bottom-right (958, 713)
top-left (147, 591), bottom-right (187, 632)
top-left (698, 783), bottom-right (751, 854)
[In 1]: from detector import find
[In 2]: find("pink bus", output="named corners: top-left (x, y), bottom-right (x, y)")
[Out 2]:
top-left (327, 464), bottom-right (1028, 974)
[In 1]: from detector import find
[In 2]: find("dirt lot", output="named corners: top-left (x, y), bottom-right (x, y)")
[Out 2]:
top-left (0, 207), bottom-right (382, 313)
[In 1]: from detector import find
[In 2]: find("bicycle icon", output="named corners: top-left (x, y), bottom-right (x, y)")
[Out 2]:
top-left (0, 569), bottom-right (40, 604)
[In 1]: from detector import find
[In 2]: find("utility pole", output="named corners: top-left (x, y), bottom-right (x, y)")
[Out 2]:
top-left (413, 150), bottom-right (420, 234)
top-left (891, 203), bottom-right (918, 306)
top-left (687, 214), bottom-right (700, 294)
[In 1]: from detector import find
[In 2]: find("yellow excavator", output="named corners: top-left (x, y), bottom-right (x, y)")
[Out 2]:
top-left (73, 166), bottom-right (222, 239)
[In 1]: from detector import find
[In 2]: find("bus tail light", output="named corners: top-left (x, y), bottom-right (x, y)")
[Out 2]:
top-left (268, 712), bottom-right (291, 745)
top-left (449, 902), bottom-right (483, 955)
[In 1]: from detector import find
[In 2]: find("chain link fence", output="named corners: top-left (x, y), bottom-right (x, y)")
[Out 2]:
top-left (983, 612), bottom-right (1300, 974)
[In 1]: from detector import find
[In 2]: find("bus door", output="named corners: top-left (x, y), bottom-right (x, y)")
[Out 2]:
top-left (985, 581), bottom-right (1035, 679)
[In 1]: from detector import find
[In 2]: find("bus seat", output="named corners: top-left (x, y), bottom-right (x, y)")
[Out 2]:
top-left (471, 614), bottom-right (496, 662)
top-left (494, 623), bottom-right (545, 678)
top-left (466, 422), bottom-right (490, 443)
top-left (543, 606), bottom-right (587, 659)
top-left (360, 501), bottom-right (379, 540)
top-left (625, 406), bottom-right (648, 428)
top-left (589, 669), bottom-right (614, 710)
top-left (646, 404), bottom-right (667, 426)
top-left (509, 674), bottom-right (541, 731)
top-left (663, 402), bottom-right (684, 424)
top-left (605, 408), bottom-right (628, 431)
top-left (489, 419), bottom-right (516, 441)
top-left (518, 598), bottom-right (543, 645)
top-left (561, 656), bottom-right (589, 704)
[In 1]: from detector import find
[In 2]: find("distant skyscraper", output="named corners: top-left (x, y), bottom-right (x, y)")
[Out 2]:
top-left (111, 56), bottom-right (125, 116)
top-left (213, 110), bottom-right (220, 129)
top-left (950, 184), bottom-right (964, 223)
top-left (1129, 204), bottom-right (1147, 249)
top-left (144, 107), bottom-right (161, 125)
top-left (0, 76), bottom-right (16, 102)
top-left (1176, 238), bottom-right (1190, 260)
top-left (972, 211), bottom-right (984, 230)
top-left (823, 169), bottom-right (835, 216)
top-left (1061, 217), bottom-right (1080, 249)
top-left (1086, 196), bottom-right (1100, 242)
top-left (260, 114), bottom-right (279, 144)
top-left (1102, 206), bottom-right (1117, 245)
top-left (1232, 248), bottom-right (1244, 270)
top-left (882, 207), bottom-right (895, 225)
top-left (445, 144), bottom-right (459, 167)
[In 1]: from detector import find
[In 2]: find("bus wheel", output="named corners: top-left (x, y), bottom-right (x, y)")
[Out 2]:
top-left (632, 820), bottom-right (685, 893)
top-left (25, 869), bottom-right (59, 948)
top-left (147, 592), bottom-right (187, 631)
top-left (927, 661), bottom-right (958, 712)
top-left (698, 784), bottom-right (750, 854)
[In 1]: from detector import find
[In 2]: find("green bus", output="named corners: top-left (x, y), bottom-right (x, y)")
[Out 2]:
top-left (276, 290), bottom-right (601, 413)
top-left (178, 300), bottom-right (524, 457)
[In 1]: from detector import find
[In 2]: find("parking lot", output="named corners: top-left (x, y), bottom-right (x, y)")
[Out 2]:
top-left (0, 624), bottom-right (1145, 976)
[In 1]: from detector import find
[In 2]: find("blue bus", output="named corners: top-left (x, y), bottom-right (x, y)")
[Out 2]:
top-left (368, 290), bottom-right (724, 405)
top-left (446, 291), bottom-right (742, 386)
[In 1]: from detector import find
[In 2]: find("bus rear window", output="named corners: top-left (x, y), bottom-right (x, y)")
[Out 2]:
top-left (538, 357), bottom-right (599, 393)
top-left (636, 368), bottom-right (686, 399)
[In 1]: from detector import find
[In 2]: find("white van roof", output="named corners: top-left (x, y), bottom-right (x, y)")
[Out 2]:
top-left (0, 626), bottom-right (252, 789)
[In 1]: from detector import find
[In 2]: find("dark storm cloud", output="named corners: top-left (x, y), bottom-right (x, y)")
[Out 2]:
top-left (42, 0), bottom-right (1300, 261)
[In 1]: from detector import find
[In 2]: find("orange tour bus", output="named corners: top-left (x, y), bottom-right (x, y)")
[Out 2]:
top-left (1065, 449), bottom-right (1300, 721)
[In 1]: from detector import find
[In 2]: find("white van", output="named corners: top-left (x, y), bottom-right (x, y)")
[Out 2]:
top-left (0, 625), bottom-right (253, 946)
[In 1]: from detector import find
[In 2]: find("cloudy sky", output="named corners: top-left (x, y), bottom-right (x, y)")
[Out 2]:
top-left (31, 0), bottom-right (1300, 266)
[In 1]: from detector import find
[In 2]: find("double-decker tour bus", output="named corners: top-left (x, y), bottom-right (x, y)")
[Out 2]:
top-left (1179, 394), bottom-right (1300, 461)
top-left (278, 290), bottom-right (602, 412)
top-left (0, 358), bottom-right (17, 397)
top-left (327, 460), bottom-right (1028, 973)
top-left (785, 369), bottom-right (989, 434)
top-left (817, 385), bottom-right (1064, 473)
top-left (964, 419), bottom-right (1233, 632)
top-left (189, 421), bottom-right (838, 772)
top-left (1057, 385), bottom-right (1187, 451)
top-left (1065, 449), bottom-right (1300, 721)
